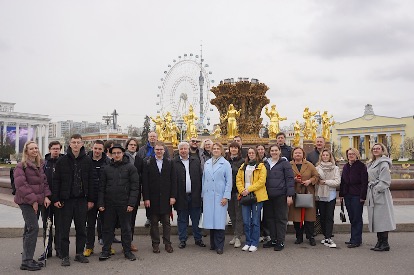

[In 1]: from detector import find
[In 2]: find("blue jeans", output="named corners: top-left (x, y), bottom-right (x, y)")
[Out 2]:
top-left (344, 195), bottom-right (364, 244)
top-left (177, 194), bottom-right (202, 242)
top-left (242, 202), bottom-right (263, 247)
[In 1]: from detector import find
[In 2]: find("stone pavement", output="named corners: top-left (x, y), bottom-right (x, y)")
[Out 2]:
top-left (0, 233), bottom-right (413, 275)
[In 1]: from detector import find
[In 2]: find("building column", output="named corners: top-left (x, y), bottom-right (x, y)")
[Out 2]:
top-left (15, 123), bottom-right (20, 155)
top-left (2, 122), bottom-right (7, 145)
top-left (27, 124), bottom-right (33, 141)
top-left (44, 123), bottom-right (49, 156)
top-left (348, 136), bottom-right (353, 148)
top-left (359, 135), bottom-right (365, 159)
top-left (400, 132), bottom-right (406, 159)
top-left (37, 125), bottom-right (43, 156)
top-left (369, 134), bottom-right (377, 149)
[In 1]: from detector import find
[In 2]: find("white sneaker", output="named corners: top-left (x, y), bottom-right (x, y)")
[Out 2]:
top-left (248, 245), bottom-right (258, 252)
top-left (324, 239), bottom-right (337, 248)
top-left (242, 245), bottom-right (250, 251)
top-left (321, 239), bottom-right (327, 244)
top-left (234, 238), bottom-right (241, 248)
top-left (229, 237), bottom-right (236, 245)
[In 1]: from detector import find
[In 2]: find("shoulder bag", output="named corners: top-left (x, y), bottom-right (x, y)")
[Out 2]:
top-left (295, 187), bottom-right (314, 208)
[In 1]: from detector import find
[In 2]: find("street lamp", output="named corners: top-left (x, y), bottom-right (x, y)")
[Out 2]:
top-left (176, 118), bottom-right (185, 142)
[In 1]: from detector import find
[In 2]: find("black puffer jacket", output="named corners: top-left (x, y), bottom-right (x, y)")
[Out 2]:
top-left (264, 158), bottom-right (295, 197)
top-left (43, 153), bottom-right (64, 192)
top-left (228, 156), bottom-right (245, 193)
top-left (52, 147), bottom-right (94, 203)
top-left (87, 151), bottom-right (110, 203)
top-left (280, 144), bottom-right (292, 161)
top-left (98, 155), bottom-right (139, 208)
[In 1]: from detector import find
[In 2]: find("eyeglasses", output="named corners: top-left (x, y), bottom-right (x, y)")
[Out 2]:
top-left (191, 140), bottom-right (200, 143)
top-left (372, 147), bottom-right (382, 151)
top-left (112, 152), bottom-right (123, 155)
top-left (70, 141), bottom-right (82, 145)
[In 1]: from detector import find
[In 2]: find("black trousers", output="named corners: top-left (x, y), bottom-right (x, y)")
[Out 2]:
top-left (293, 221), bottom-right (315, 240)
top-left (150, 214), bottom-right (171, 245)
top-left (209, 229), bottom-right (225, 251)
top-left (264, 195), bottom-right (288, 243)
top-left (130, 203), bottom-right (139, 241)
top-left (319, 199), bottom-right (336, 239)
top-left (60, 197), bottom-right (87, 257)
top-left (102, 205), bottom-right (132, 253)
top-left (85, 204), bottom-right (99, 249)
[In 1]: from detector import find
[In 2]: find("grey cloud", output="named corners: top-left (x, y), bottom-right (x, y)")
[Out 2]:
top-left (370, 62), bottom-right (414, 81)
top-left (306, 0), bottom-right (414, 58)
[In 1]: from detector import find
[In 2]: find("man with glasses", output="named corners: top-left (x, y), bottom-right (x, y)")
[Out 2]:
top-left (98, 144), bottom-right (139, 261)
top-left (125, 138), bottom-right (139, 164)
top-left (138, 131), bottom-right (170, 227)
top-left (142, 141), bottom-right (177, 253)
top-left (38, 141), bottom-right (63, 261)
top-left (189, 138), bottom-right (201, 160)
top-left (52, 134), bottom-right (94, 267)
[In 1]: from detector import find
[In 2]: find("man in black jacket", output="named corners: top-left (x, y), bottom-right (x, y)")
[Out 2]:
top-left (142, 141), bottom-right (177, 254)
top-left (174, 142), bottom-right (205, 249)
top-left (38, 141), bottom-right (63, 261)
top-left (306, 136), bottom-right (326, 166)
top-left (52, 134), bottom-right (94, 267)
top-left (98, 144), bottom-right (139, 261)
top-left (83, 140), bottom-right (110, 257)
top-left (276, 132), bottom-right (292, 161)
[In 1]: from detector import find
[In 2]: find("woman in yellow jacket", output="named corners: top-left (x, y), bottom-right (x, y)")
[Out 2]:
top-left (236, 147), bottom-right (268, 252)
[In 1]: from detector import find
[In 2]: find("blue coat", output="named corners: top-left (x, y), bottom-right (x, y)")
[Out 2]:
top-left (202, 157), bottom-right (232, 230)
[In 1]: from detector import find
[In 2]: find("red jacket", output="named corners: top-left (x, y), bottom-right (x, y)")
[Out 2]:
top-left (14, 161), bottom-right (51, 205)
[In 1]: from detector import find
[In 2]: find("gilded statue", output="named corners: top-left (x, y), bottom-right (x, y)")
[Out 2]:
top-left (303, 107), bottom-right (318, 140)
top-left (163, 118), bottom-right (180, 146)
top-left (321, 111), bottom-right (335, 140)
top-left (265, 104), bottom-right (287, 139)
top-left (220, 104), bottom-right (241, 139)
top-left (183, 105), bottom-right (198, 140)
top-left (161, 112), bottom-right (173, 143)
top-left (150, 115), bottom-right (165, 141)
top-left (293, 120), bottom-right (301, 147)
top-left (212, 125), bottom-right (222, 139)
top-left (311, 119), bottom-right (318, 141)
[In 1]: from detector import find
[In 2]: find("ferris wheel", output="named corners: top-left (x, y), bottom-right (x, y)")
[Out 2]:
top-left (156, 51), bottom-right (215, 128)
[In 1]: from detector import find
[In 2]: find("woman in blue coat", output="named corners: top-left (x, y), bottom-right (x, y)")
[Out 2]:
top-left (202, 142), bottom-right (232, 254)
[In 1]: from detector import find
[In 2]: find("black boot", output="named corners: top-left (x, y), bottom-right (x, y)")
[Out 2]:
top-left (370, 233), bottom-right (381, 251)
top-left (374, 232), bottom-right (390, 252)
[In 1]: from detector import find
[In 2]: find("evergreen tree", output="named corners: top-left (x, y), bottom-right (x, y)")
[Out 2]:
top-left (141, 115), bottom-right (151, 146)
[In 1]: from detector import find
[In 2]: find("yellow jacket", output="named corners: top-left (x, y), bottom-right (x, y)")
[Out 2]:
top-left (236, 162), bottom-right (268, 203)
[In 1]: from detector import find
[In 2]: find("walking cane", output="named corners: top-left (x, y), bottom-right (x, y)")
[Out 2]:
top-left (43, 207), bottom-right (53, 267)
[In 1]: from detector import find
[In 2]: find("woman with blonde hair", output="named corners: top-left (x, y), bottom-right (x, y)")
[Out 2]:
top-left (339, 148), bottom-right (368, 248)
top-left (236, 147), bottom-right (268, 252)
top-left (202, 142), bottom-right (232, 254)
top-left (366, 143), bottom-right (396, 251)
top-left (315, 149), bottom-right (340, 248)
top-left (14, 141), bottom-right (51, 271)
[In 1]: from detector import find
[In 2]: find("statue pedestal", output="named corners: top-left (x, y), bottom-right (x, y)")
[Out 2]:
top-left (268, 139), bottom-right (277, 145)
top-left (303, 140), bottom-right (314, 155)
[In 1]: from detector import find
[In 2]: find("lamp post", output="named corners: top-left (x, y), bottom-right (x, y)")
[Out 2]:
top-left (176, 118), bottom-right (185, 142)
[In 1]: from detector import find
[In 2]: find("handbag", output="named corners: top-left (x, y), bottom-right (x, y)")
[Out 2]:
top-left (340, 199), bottom-right (347, 223)
top-left (239, 192), bottom-right (257, 206)
top-left (295, 187), bottom-right (314, 208)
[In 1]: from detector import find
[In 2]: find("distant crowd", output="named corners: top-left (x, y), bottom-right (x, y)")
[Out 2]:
top-left (12, 131), bottom-right (396, 271)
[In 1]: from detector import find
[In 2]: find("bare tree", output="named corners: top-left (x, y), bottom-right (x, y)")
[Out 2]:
top-left (404, 137), bottom-right (414, 159)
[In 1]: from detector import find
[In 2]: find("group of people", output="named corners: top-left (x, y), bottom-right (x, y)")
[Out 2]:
top-left (13, 131), bottom-right (396, 271)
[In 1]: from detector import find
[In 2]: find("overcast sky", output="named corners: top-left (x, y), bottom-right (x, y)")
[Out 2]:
top-left (1, 0), bottom-right (413, 131)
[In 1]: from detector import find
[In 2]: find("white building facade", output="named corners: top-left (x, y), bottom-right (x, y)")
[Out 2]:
top-left (0, 101), bottom-right (51, 156)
